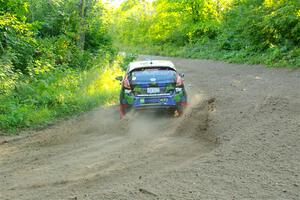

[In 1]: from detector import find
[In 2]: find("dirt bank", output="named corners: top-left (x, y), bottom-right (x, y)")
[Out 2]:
top-left (1, 56), bottom-right (299, 200)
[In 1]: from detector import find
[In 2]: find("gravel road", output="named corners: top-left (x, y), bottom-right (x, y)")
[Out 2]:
top-left (1, 56), bottom-right (299, 200)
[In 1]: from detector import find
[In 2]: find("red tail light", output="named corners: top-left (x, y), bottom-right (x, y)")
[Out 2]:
top-left (176, 74), bottom-right (183, 86)
top-left (123, 74), bottom-right (131, 89)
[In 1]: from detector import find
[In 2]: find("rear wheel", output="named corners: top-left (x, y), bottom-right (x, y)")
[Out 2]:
top-left (167, 108), bottom-right (177, 116)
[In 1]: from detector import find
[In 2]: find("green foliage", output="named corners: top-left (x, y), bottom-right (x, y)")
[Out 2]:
top-left (0, 13), bottom-right (36, 73)
top-left (84, 2), bottom-right (114, 51)
top-left (0, 0), bottom-right (120, 133)
top-left (113, 0), bottom-right (231, 45)
top-left (0, 0), bottom-right (29, 21)
top-left (27, 0), bottom-right (113, 51)
top-left (119, 53), bottom-right (137, 71)
top-left (112, 0), bottom-right (300, 67)
top-left (0, 61), bottom-right (19, 95)
top-left (219, 0), bottom-right (300, 51)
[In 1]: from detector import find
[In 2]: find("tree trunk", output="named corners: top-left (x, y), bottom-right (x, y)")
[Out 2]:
top-left (78, 0), bottom-right (86, 50)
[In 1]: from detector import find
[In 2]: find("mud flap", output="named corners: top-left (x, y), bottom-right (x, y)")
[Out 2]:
top-left (120, 104), bottom-right (130, 119)
top-left (176, 101), bottom-right (188, 116)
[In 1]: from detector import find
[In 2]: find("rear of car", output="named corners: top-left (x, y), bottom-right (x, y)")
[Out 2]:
top-left (118, 60), bottom-right (187, 117)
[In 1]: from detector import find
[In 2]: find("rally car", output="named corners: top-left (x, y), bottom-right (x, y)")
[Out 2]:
top-left (116, 60), bottom-right (187, 117)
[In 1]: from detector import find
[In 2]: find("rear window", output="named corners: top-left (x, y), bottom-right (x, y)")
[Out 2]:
top-left (130, 69), bottom-right (176, 82)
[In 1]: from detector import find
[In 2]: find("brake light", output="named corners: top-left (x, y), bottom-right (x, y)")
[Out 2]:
top-left (176, 74), bottom-right (183, 86)
top-left (123, 74), bottom-right (131, 89)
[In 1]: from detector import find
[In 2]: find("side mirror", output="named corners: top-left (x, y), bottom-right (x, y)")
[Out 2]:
top-left (179, 73), bottom-right (185, 78)
top-left (115, 76), bottom-right (123, 81)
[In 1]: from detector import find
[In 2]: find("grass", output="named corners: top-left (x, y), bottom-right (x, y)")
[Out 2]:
top-left (0, 57), bottom-right (126, 134)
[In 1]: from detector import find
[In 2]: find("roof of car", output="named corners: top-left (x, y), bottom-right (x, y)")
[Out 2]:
top-left (128, 60), bottom-right (176, 72)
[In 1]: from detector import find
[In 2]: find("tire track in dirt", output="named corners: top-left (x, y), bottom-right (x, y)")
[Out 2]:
top-left (0, 94), bottom-right (217, 200)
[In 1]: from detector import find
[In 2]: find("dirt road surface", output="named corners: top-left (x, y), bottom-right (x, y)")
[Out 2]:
top-left (1, 56), bottom-right (299, 200)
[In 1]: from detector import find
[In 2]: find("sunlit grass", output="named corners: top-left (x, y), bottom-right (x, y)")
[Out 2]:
top-left (0, 56), bottom-right (129, 134)
top-left (86, 66), bottom-right (122, 97)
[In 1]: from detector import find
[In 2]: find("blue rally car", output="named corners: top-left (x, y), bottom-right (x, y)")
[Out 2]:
top-left (116, 60), bottom-right (187, 117)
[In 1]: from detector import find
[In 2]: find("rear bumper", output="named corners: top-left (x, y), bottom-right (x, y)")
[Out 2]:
top-left (120, 92), bottom-right (187, 109)
top-left (133, 95), bottom-right (177, 108)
